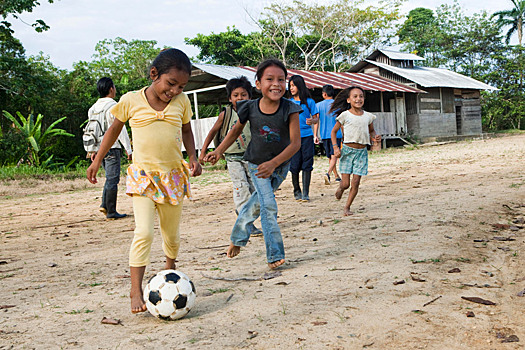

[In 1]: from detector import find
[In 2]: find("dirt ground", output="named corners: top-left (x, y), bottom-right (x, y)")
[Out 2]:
top-left (1, 134), bottom-right (524, 350)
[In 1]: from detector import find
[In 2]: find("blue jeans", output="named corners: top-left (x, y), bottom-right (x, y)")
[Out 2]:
top-left (101, 148), bottom-right (121, 206)
top-left (230, 162), bottom-right (290, 263)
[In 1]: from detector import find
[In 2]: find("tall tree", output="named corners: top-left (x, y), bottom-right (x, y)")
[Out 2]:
top-left (493, 0), bottom-right (525, 45)
top-left (185, 27), bottom-right (267, 66)
top-left (398, 8), bottom-right (440, 59)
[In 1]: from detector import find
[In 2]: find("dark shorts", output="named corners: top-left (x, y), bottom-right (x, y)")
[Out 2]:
top-left (290, 136), bottom-right (314, 173)
top-left (322, 138), bottom-right (342, 158)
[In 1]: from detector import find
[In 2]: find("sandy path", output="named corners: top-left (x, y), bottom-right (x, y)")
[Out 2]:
top-left (1, 134), bottom-right (524, 349)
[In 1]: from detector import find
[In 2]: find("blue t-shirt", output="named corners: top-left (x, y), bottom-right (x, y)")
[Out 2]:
top-left (289, 97), bottom-right (318, 137)
top-left (316, 99), bottom-right (342, 140)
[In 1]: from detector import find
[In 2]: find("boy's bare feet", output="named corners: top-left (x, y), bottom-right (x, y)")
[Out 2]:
top-left (343, 207), bottom-right (354, 216)
top-left (227, 243), bottom-right (241, 258)
top-left (268, 259), bottom-right (285, 269)
top-left (130, 291), bottom-right (147, 314)
top-left (335, 187), bottom-right (344, 200)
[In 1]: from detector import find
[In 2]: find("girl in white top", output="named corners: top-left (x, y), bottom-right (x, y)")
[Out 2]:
top-left (330, 86), bottom-right (381, 216)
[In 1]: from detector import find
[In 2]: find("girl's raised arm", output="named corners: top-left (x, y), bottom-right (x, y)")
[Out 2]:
top-left (86, 119), bottom-right (125, 184)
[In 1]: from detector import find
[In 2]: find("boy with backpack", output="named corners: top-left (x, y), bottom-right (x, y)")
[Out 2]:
top-left (198, 76), bottom-right (262, 236)
top-left (84, 77), bottom-right (132, 219)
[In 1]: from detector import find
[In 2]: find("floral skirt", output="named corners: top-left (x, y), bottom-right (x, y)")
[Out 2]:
top-left (125, 163), bottom-right (191, 205)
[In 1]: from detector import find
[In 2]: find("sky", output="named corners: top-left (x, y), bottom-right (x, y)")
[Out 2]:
top-left (8, 0), bottom-right (513, 70)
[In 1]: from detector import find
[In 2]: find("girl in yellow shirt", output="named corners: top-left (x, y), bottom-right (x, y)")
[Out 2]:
top-left (87, 48), bottom-right (202, 313)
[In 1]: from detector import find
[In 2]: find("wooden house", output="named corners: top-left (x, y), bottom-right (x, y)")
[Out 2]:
top-left (350, 49), bottom-right (497, 139)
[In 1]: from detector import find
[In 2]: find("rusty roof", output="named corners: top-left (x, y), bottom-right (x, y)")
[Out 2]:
top-left (241, 66), bottom-right (424, 93)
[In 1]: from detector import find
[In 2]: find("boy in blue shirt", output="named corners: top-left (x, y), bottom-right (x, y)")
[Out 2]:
top-left (314, 85), bottom-right (341, 185)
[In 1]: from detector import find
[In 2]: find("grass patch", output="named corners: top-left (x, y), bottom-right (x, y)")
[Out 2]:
top-left (410, 258), bottom-right (441, 264)
top-left (207, 288), bottom-right (230, 294)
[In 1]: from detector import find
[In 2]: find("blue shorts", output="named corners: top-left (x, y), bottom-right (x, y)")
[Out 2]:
top-left (322, 138), bottom-right (342, 158)
top-left (339, 144), bottom-right (368, 176)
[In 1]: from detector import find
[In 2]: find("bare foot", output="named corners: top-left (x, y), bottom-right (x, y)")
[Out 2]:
top-left (268, 259), bottom-right (285, 269)
top-left (343, 207), bottom-right (354, 216)
top-left (165, 257), bottom-right (176, 270)
top-left (227, 243), bottom-right (241, 258)
top-left (335, 187), bottom-right (344, 200)
top-left (130, 291), bottom-right (147, 314)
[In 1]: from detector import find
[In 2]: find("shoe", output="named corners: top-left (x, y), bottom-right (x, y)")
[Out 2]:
top-left (250, 229), bottom-right (263, 237)
top-left (291, 172), bottom-right (302, 201)
top-left (105, 189), bottom-right (127, 220)
top-left (324, 173), bottom-right (331, 185)
top-left (302, 171), bottom-right (311, 202)
top-left (335, 177), bottom-right (342, 182)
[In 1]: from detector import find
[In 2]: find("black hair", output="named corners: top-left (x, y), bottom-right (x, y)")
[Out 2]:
top-left (255, 58), bottom-right (287, 81)
top-left (97, 77), bottom-right (114, 98)
top-left (329, 86), bottom-right (367, 117)
top-left (322, 84), bottom-right (335, 97)
top-left (288, 75), bottom-right (311, 106)
top-left (226, 76), bottom-right (253, 98)
top-left (150, 48), bottom-right (192, 78)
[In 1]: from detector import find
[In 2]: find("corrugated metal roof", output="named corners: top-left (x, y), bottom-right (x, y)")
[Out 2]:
top-left (240, 66), bottom-right (424, 93)
top-left (373, 49), bottom-right (425, 61)
top-left (191, 63), bottom-right (256, 86)
top-left (365, 60), bottom-right (498, 90)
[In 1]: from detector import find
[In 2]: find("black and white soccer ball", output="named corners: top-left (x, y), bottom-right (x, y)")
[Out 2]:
top-left (143, 270), bottom-right (196, 320)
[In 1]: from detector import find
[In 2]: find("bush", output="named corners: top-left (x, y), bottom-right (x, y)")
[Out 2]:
top-left (0, 131), bottom-right (27, 166)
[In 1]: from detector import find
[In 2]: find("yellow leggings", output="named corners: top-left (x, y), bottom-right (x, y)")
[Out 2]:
top-left (129, 195), bottom-right (183, 267)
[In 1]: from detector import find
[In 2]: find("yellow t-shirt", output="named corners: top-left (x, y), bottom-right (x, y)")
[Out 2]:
top-left (111, 87), bottom-right (193, 205)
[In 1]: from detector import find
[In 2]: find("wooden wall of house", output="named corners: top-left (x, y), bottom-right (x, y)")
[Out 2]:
top-left (454, 89), bottom-right (482, 135)
top-left (414, 88), bottom-right (457, 137)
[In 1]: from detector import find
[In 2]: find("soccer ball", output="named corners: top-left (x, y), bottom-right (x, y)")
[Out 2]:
top-left (143, 270), bottom-right (196, 320)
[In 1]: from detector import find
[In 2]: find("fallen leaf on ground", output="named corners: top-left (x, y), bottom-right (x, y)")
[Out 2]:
top-left (492, 224), bottom-right (510, 230)
top-left (0, 305), bottom-right (15, 309)
top-left (247, 331), bottom-right (258, 339)
top-left (516, 289), bottom-right (525, 297)
top-left (393, 280), bottom-right (405, 285)
top-left (461, 296), bottom-right (496, 305)
top-left (466, 311), bottom-right (475, 317)
top-left (101, 317), bottom-right (122, 325)
top-left (448, 268), bottom-right (461, 273)
top-left (263, 271), bottom-right (282, 280)
top-left (312, 321), bottom-right (328, 326)
top-left (410, 273), bottom-right (426, 282)
top-left (493, 236), bottom-right (515, 241)
top-left (501, 335), bottom-right (519, 343)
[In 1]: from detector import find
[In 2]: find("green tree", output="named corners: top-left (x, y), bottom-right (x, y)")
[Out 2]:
top-left (254, 0), bottom-right (402, 71)
top-left (185, 27), bottom-right (266, 66)
top-left (398, 8), bottom-right (440, 59)
top-left (493, 0), bottom-right (525, 45)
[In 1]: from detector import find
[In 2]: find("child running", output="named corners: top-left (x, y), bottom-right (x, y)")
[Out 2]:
top-left (288, 75), bottom-right (319, 202)
top-left (198, 76), bottom-right (262, 236)
top-left (330, 86), bottom-right (381, 216)
top-left (314, 84), bottom-right (342, 185)
top-left (87, 48), bottom-right (202, 313)
top-left (203, 59), bottom-right (302, 269)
